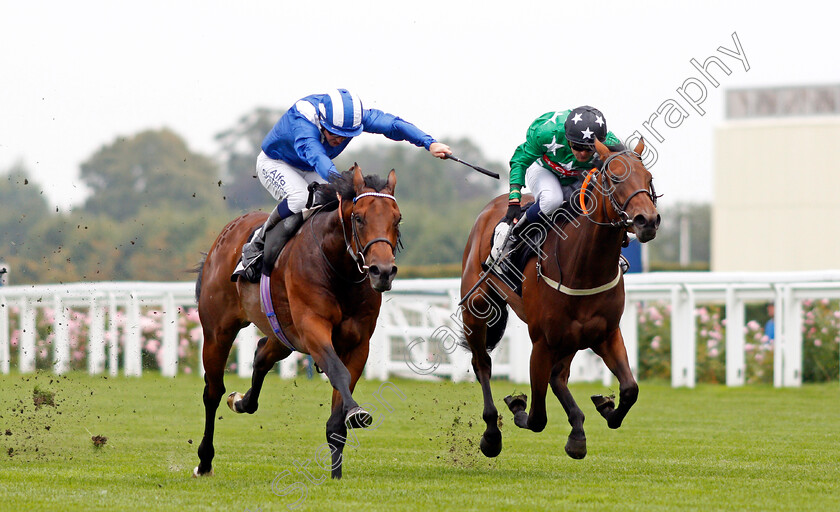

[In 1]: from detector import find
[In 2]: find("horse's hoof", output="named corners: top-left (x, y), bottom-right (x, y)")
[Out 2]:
top-left (345, 406), bottom-right (373, 429)
top-left (227, 392), bottom-right (244, 413)
top-left (591, 394), bottom-right (615, 414)
top-left (564, 436), bottom-right (587, 460)
top-left (503, 393), bottom-right (528, 414)
top-left (479, 434), bottom-right (502, 458)
top-left (192, 466), bottom-right (214, 477)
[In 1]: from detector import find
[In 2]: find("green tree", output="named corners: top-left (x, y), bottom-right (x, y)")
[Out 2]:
top-left (335, 139), bottom-right (506, 267)
top-left (80, 129), bottom-right (226, 221)
top-left (0, 163), bottom-right (51, 258)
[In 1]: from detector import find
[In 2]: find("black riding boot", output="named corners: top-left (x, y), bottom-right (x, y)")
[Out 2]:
top-left (260, 212), bottom-right (304, 277)
top-left (240, 207), bottom-right (285, 281)
top-left (499, 212), bottom-right (536, 258)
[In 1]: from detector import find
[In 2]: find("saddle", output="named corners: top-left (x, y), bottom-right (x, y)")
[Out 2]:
top-left (232, 183), bottom-right (337, 283)
top-left (483, 201), bottom-right (578, 296)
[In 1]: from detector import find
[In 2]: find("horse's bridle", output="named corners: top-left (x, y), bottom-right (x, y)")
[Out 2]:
top-left (582, 149), bottom-right (658, 229)
top-left (339, 192), bottom-right (401, 274)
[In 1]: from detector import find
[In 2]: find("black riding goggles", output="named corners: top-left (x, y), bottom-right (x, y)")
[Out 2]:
top-left (569, 142), bottom-right (595, 152)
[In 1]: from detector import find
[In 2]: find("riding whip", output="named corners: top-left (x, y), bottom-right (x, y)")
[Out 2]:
top-left (445, 154), bottom-right (500, 180)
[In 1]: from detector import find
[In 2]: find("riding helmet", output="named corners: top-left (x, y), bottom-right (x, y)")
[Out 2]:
top-left (564, 106), bottom-right (607, 147)
top-left (318, 89), bottom-right (364, 137)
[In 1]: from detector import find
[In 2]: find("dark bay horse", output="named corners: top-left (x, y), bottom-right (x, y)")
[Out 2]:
top-left (460, 138), bottom-right (659, 460)
top-left (193, 164), bottom-right (401, 479)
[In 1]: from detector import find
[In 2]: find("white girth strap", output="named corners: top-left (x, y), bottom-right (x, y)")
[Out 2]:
top-left (536, 261), bottom-right (622, 296)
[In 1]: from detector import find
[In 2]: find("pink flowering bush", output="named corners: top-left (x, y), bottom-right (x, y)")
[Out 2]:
top-left (744, 319), bottom-right (774, 384)
top-left (637, 302), bottom-right (671, 380)
top-left (801, 299), bottom-right (840, 382)
top-left (4, 304), bottom-right (218, 375)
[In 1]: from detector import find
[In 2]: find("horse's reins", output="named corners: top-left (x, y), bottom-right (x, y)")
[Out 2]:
top-left (533, 149), bottom-right (658, 295)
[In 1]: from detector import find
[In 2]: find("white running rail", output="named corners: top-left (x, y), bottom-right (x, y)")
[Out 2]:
top-left (1, 271), bottom-right (838, 387)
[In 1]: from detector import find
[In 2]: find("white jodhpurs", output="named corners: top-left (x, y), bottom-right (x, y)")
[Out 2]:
top-left (524, 161), bottom-right (579, 214)
top-left (256, 151), bottom-right (327, 213)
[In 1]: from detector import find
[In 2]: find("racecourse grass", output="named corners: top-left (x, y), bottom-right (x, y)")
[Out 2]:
top-left (0, 372), bottom-right (838, 511)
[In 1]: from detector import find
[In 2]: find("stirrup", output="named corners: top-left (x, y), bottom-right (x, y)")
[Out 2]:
top-left (619, 254), bottom-right (630, 274)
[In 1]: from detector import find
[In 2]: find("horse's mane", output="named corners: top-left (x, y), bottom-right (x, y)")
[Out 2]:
top-left (316, 168), bottom-right (390, 210)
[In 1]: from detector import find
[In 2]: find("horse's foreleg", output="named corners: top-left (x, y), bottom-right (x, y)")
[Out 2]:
top-left (505, 339), bottom-right (551, 433)
top-left (229, 336), bottom-right (292, 414)
top-left (591, 329), bottom-right (638, 429)
top-left (548, 354), bottom-right (587, 459)
top-left (324, 341), bottom-right (370, 480)
top-left (301, 317), bottom-right (369, 430)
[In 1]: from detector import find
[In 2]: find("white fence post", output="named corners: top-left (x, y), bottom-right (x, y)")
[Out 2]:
top-left (124, 294), bottom-right (142, 376)
top-left (88, 296), bottom-right (106, 375)
top-left (53, 294), bottom-right (70, 375)
top-left (0, 293), bottom-right (9, 374)
top-left (160, 292), bottom-right (178, 377)
top-left (622, 301), bottom-right (639, 380)
top-left (236, 324), bottom-right (259, 378)
top-left (671, 286), bottom-right (696, 388)
top-left (506, 315), bottom-right (531, 384)
top-left (20, 297), bottom-right (36, 374)
top-left (108, 294), bottom-right (119, 377)
top-left (783, 287), bottom-right (803, 387)
top-left (725, 287), bottom-right (745, 386)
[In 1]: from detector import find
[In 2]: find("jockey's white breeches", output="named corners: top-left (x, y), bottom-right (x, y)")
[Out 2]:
top-left (256, 151), bottom-right (327, 213)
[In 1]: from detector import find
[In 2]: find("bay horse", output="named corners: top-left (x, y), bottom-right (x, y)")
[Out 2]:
top-left (460, 138), bottom-right (659, 460)
top-left (193, 164), bottom-right (401, 479)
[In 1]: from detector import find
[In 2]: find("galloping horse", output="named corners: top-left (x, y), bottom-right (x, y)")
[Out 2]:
top-left (193, 164), bottom-right (401, 479)
top-left (460, 138), bottom-right (659, 460)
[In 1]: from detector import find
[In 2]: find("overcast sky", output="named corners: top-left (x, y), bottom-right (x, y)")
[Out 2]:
top-left (1, 1), bottom-right (837, 209)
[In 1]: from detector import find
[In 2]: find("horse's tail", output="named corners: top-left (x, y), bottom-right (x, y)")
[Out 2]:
top-left (457, 284), bottom-right (509, 353)
top-left (191, 254), bottom-right (207, 303)
top-left (484, 292), bottom-right (509, 353)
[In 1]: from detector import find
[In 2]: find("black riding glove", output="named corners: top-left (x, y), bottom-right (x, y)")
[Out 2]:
top-left (504, 201), bottom-right (521, 224)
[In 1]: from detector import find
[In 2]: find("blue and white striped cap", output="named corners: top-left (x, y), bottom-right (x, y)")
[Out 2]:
top-left (318, 89), bottom-right (364, 137)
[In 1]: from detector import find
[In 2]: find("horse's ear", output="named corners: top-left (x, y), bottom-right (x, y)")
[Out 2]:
top-left (594, 138), bottom-right (610, 159)
top-left (633, 137), bottom-right (645, 155)
top-left (386, 169), bottom-right (396, 194)
top-left (353, 164), bottom-right (365, 193)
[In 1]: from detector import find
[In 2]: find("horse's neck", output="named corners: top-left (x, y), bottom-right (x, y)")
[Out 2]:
top-left (554, 205), bottom-right (624, 287)
top-left (316, 209), bottom-right (360, 276)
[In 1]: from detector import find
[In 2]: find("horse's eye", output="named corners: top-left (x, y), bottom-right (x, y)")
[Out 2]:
top-left (354, 214), bottom-right (364, 224)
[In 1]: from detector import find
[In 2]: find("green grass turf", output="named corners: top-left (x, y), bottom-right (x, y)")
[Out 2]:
top-left (0, 371), bottom-right (838, 511)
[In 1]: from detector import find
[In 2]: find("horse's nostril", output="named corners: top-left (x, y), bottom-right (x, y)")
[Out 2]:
top-left (369, 265), bottom-right (381, 277)
top-left (654, 214), bottom-right (661, 228)
top-left (634, 214), bottom-right (647, 227)
top-left (389, 266), bottom-right (398, 278)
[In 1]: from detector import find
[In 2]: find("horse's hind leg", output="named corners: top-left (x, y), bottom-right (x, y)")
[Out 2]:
top-left (590, 329), bottom-right (638, 429)
top-left (195, 327), bottom-right (237, 476)
top-left (228, 336), bottom-right (293, 414)
top-left (505, 339), bottom-right (551, 433)
top-left (548, 353), bottom-right (587, 459)
top-left (462, 309), bottom-right (502, 458)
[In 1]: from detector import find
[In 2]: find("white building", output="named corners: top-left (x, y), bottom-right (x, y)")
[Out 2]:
top-left (713, 85), bottom-right (840, 271)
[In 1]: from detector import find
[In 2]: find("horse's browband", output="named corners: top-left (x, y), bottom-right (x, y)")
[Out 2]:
top-left (353, 192), bottom-right (396, 203)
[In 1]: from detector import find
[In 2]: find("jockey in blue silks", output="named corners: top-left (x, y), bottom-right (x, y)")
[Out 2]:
top-left (235, 88), bottom-right (452, 282)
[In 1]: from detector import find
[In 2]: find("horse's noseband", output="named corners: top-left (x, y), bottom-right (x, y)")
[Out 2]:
top-left (342, 192), bottom-right (399, 274)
